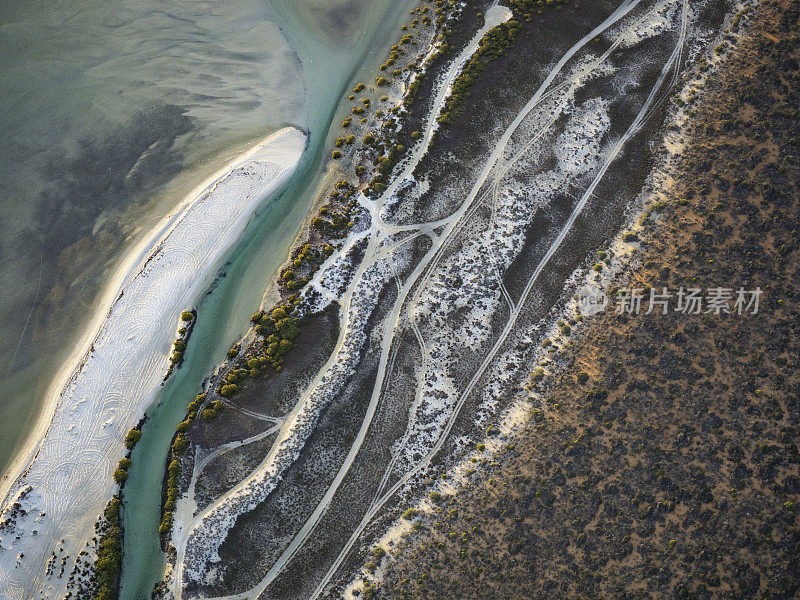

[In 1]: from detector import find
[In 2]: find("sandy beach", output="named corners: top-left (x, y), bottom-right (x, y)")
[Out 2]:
top-left (0, 127), bottom-right (306, 600)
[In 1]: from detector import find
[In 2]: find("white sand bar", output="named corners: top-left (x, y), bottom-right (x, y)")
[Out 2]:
top-left (0, 127), bottom-right (306, 600)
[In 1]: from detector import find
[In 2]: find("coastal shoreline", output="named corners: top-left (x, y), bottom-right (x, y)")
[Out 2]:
top-left (0, 128), bottom-right (306, 508)
top-left (0, 127), bottom-right (307, 600)
top-left (166, 6), bottom-right (517, 591)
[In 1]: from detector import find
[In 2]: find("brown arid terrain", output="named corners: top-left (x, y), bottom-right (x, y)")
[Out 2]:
top-left (365, 0), bottom-right (800, 598)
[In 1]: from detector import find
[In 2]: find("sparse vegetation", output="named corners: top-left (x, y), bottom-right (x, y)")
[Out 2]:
top-left (90, 497), bottom-right (123, 600)
top-left (438, 20), bottom-right (522, 125)
top-left (165, 309), bottom-right (196, 380)
top-left (124, 428), bottom-right (141, 450)
top-left (365, 5), bottom-right (800, 597)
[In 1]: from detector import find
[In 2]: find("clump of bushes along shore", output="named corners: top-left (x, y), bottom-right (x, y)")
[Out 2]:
top-left (157, 299), bottom-right (307, 536)
top-left (164, 309), bottom-right (196, 380)
top-left (330, 0), bottom-right (449, 166)
top-left (158, 392), bottom-right (214, 536)
top-left (437, 19), bottom-right (522, 125)
top-left (157, 290), bottom-right (310, 537)
top-left (91, 497), bottom-right (123, 600)
top-left (175, 183), bottom-right (352, 423)
top-left (82, 422), bottom-right (141, 600)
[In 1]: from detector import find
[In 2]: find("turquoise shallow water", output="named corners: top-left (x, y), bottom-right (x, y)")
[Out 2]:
top-left (118, 1), bottom-right (416, 597)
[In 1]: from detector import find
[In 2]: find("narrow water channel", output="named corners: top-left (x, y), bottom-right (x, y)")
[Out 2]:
top-left (119, 2), bottom-right (416, 597)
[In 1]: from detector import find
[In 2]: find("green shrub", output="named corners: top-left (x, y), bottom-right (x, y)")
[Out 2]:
top-left (124, 429), bottom-right (141, 450)
top-left (172, 435), bottom-right (189, 454)
top-left (158, 511), bottom-right (173, 535)
top-left (438, 20), bottom-right (522, 125)
top-left (91, 497), bottom-right (123, 600)
top-left (220, 384), bottom-right (239, 397)
top-left (180, 310), bottom-right (193, 321)
top-left (276, 318), bottom-right (300, 341)
top-left (113, 468), bottom-right (128, 484)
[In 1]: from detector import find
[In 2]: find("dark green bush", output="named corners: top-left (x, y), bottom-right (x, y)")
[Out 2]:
top-left (220, 384), bottom-right (239, 397)
top-left (112, 468), bottom-right (128, 484)
top-left (438, 20), bottom-right (521, 125)
top-left (91, 497), bottom-right (122, 600)
top-left (124, 429), bottom-right (141, 450)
